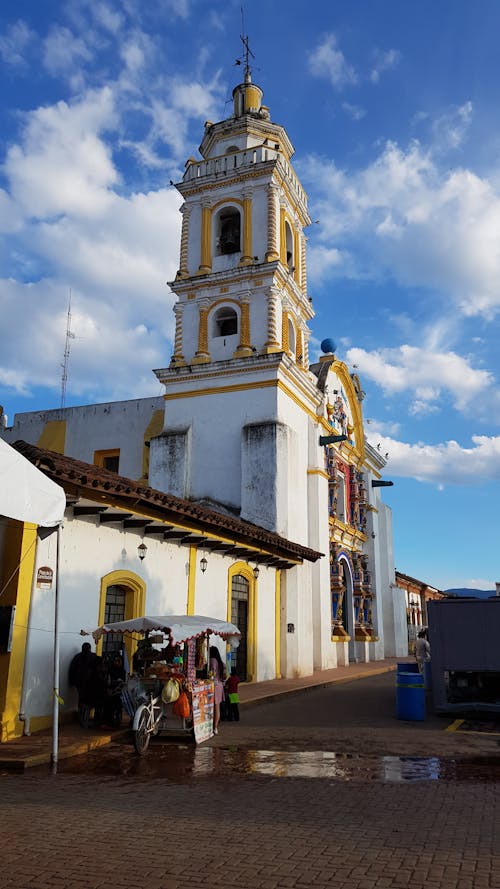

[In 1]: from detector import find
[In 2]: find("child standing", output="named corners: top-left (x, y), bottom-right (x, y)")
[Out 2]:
top-left (225, 668), bottom-right (240, 721)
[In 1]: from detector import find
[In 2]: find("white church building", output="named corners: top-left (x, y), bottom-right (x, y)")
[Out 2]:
top-left (0, 65), bottom-right (407, 738)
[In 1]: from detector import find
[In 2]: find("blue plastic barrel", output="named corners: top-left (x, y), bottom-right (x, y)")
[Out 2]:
top-left (396, 671), bottom-right (425, 721)
top-left (397, 662), bottom-right (420, 677)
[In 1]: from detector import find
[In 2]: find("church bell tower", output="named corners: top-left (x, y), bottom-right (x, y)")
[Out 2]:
top-left (151, 54), bottom-right (324, 552)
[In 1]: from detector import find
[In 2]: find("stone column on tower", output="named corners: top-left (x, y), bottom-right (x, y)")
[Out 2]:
top-left (240, 189), bottom-right (254, 265)
top-left (233, 294), bottom-right (253, 358)
top-left (198, 202), bottom-right (212, 274)
top-left (265, 184), bottom-right (279, 262)
top-left (264, 286), bottom-right (281, 353)
top-left (176, 204), bottom-right (190, 279)
top-left (170, 302), bottom-right (185, 367)
top-left (300, 233), bottom-right (307, 295)
top-left (192, 299), bottom-right (211, 364)
top-left (279, 200), bottom-right (287, 265)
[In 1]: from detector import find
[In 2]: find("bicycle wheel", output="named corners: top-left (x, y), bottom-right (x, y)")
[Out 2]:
top-left (133, 708), bottom-right (151, 755)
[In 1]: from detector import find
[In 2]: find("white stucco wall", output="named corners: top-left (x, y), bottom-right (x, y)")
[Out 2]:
top-left (19, 511), bottom-right (279, 723)
top-left (3, 398), bottom-right (164, 481)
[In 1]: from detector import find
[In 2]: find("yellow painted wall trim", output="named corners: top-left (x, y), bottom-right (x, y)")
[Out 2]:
top-left (275, 569), bottom-right (281, 679)
top-left (307, 468), bottom-right (329, 480)
top-left (211, 197), bottom-right (244, 211)
top-left (97, 570), bottom-right (146, 667)
top-left (94, 448), bottom-right (120, 469)
top-left (187, 546), bottom-right (196, 615)
top-left (142, 410), bottom-right (165, 481)
top-left (227, 562), bottom-right (257, 681)
top-left (0, 521), bottom-right (38, 741)
top-left (329, 359), bottom-right (366, 457)
top-left (37, 421), bottom-right (66, 455)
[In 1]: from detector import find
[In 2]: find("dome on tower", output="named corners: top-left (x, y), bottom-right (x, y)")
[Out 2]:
top-left (321, 338), bottom-right (336, 355)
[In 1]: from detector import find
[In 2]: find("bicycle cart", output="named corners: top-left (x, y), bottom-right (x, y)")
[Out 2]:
top-left (89, 615), bottom-right (240, 754)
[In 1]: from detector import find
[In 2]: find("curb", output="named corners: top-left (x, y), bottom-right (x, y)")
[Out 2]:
top-left (0, 728), bottom-right (130, 772)
top-left (240, 665), bottom-right (397, 708)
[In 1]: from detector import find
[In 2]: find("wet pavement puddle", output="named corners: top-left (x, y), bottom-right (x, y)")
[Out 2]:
top-left (48, 743), bottom-right (500, 783)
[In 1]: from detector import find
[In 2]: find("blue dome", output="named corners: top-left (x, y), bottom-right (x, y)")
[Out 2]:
top-left (320, 338), bottom-right (336, 355)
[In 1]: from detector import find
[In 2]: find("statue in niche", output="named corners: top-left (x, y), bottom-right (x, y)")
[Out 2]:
top-left (328, 395), bottom-right (348, 435)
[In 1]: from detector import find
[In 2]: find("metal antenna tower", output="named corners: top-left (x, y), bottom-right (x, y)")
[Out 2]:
top-left (60, 291), bottom-right (75, 409)
top-left (240, 6), bottom-right (254, 79)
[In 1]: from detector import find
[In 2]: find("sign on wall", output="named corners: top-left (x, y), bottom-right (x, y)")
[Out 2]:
top-left (36, 566), bottom-right (53, 589)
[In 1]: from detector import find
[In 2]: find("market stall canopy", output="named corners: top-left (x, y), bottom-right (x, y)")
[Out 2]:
top-left (0, 436), bottom-right (65, 527)
top-left (90, 614), bottom-right (241, 646)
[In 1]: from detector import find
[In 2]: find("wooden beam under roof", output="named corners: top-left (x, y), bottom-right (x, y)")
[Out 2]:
top-left (232, 547), bottom-right (257, 560)
top-left (122, 518), bottom-right (154, 529)
top-left (203, 541), bottom-right (234, 552)
top-left (99, 512), bottom-right (133, 523)
top-left (162, 529), bottom-right (192, 541)
top-left (144, 525), bottom-right (171, 536)
top-left (73, 505), bottom-right (108, 516)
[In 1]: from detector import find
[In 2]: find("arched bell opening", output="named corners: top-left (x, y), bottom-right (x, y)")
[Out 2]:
top-left (215, 206), bottom-right (241, 256)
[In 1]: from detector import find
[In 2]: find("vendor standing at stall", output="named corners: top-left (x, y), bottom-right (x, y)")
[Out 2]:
top-left (209, 646), bottom-right (226, 735)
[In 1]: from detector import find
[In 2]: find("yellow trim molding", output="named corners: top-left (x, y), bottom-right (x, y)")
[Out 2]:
top-left (0, 521), bottom-right (38, 741)
top-left (187, 546), bottom-right (197, 615)
top-left (37, 421), bottom-right (66, 455)
top-left (228, 562), bottom-right (257, 682)
top-left (142, 410), bottom-right (164, 482)
top-left (97, 570), bottom-right (146, 667)
top-left (275, 569), bottom-right (281, 679)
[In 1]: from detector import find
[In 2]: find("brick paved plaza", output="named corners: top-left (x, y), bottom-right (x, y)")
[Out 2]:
top-left (1, 671), bottom-right (500, 888)
top-left (1, 768), bottom-right (500, 889)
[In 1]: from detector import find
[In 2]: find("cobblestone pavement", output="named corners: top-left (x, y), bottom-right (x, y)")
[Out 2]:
top-left (1, 769), bottom-right (500, 889)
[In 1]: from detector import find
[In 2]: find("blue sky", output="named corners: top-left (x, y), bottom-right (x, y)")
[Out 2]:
top-left (1, 0), bottom-right (500, 591)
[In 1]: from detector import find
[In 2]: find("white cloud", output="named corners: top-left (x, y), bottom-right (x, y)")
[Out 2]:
top-left (346, 344), bottom-right (493, 415)
top-left (91, 3), bottom-right (125, 34)
top-left (370, 49), bottom-right (401, 84)
top-left (0, 19), bottom-right (36, 66)
top-left (119, 31), bottom-right (156, 76)
top-left (5, 88), bottom-right (118, 219)
top-left (368, 433), bottom-right (500, 485)
top-left (307, 244), bottom-right (346, 281)
top-left (342, 102), bottom-right (366, 121)
top-left (308, 33), bottom-right (357, 90)
top-left (163, 0), bottom-right (191, 18)
top-left (302, 139), bottom-right (500, 317)
top-left (43, 25), bottom-right (93, 78)
top-left (414, 102), bottom-right (473, 152)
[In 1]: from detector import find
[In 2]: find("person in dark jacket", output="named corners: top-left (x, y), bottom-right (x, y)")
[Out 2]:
top-left (68, 642), bottom-right (103, 725)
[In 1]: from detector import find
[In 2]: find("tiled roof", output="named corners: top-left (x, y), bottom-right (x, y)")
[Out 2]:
top-left (13, 440), bottom-right (322, 565)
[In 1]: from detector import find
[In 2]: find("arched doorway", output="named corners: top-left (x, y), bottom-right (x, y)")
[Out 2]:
top-left (228, 563), bottom-right (256, 682)
top-left (98, 570), bottom-right (146, 668)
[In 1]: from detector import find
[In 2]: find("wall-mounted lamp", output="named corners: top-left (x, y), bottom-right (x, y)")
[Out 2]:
top-left (371, 532), bottom-right (376, 539)
top-left (287, 623), bottom-right (295, 634)
top-left (137, 542), bottom-right (148, 561)
top-left (200, 556), bottom-right (208, 574)
top-left (253, 564), bottom-right (260, 579)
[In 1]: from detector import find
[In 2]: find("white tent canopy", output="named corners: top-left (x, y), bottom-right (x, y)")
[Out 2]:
top-left (90, 614), bottom-right (241, 646)
top-left (0, 438), bottom-right (65, 527)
